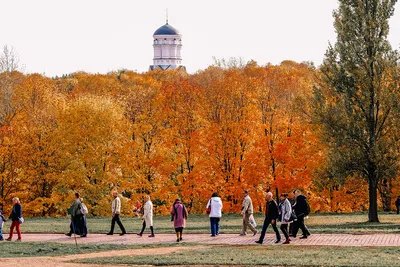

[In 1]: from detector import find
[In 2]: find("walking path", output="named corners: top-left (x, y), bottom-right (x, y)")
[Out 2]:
top-left (16, 232), bottom-right (400, 246)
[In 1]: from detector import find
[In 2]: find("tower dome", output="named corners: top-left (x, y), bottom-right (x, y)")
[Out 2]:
top-left (149, 21), bottom-right (185, 71)
top-left (153, 23), bottom-right (180, 35)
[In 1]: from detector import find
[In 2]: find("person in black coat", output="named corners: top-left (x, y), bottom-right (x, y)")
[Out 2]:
top-left (255, 192), bottom-right (281, 244)
top-left (291, 189), bottom-right (311, 239)
top-left (395, 196), bottom-right (400, 214)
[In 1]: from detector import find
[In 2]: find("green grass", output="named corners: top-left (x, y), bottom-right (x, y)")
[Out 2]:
top-left (0, 242), bottom-right (143, 258)
top-left (75, 245), bottom-right (400, 266)
top-left (5, 212), bottom-right (400, 234)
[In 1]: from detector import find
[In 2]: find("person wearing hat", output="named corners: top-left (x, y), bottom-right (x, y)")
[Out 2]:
top-left (240, 190), bottom-right (257, 236)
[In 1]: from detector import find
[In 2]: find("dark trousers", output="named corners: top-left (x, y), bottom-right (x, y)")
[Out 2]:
top-left (140, 221), bottom-right (154, 235)
top-left (258, 218), bottom-right (281, 243)
top-left (397, 206), bottom-right (400, 214)
top-left (292, 215), bottom-right (310, 237)
top-left (110, 214), bottom-right (126, 234)
top-left (280, 223), bottom-right (289, 240)
top-left (70, 214), bottom-right (84, 235)
top-left (210, 217), bottom-right (220, 236)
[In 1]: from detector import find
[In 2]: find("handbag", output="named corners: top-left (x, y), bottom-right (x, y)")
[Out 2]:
top-left (249, 214), bottom-right (257, 228)
top-left (206, 199), bottom-right (212, 214)
top-left (18, 217), bottom-right (24, 224)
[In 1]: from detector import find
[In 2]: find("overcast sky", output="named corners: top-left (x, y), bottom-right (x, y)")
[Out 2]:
top-left (1, 0), bottom-right (400, 77)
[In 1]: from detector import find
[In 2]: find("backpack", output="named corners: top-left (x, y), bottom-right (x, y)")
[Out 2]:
top-left (80, 203), bottom-right (88, 215)
top-left (305, 199), bottom-right (311, 216)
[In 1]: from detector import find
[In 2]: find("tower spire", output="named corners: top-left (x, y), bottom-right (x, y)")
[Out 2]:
top-left (166, 8), bottom-right (168, 24)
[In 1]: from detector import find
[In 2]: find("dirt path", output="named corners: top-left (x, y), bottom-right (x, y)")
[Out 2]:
top-left (2, 246), bottom-right (203, 267)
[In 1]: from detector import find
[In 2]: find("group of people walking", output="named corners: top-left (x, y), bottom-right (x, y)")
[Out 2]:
top-left (203, 189), bottom-right (311, 245)
top-left (0, 189), bottom-right (311, 245)
top-left (253, 189), bottom-right (311, 245)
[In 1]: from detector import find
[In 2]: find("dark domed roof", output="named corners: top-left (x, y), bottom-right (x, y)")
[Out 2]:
top-left (154, 23), bottom-right (180, 35)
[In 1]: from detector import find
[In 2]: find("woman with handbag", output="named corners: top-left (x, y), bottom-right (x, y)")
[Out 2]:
top-left (206, 192), bottom-right (223, 237)
top-left (278, 193), bottom-right (292, 244)
top-left (6, 197), bottom-right (23, 242)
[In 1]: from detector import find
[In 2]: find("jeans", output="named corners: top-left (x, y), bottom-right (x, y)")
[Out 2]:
top-left (210, 217), bottom-right (220, 236)
top-left (110, 214), bottom-right (126, 234)
top-left (0, 227), bottom-right (3, 239)
top-left (258, 218), bottom-right (281, 243)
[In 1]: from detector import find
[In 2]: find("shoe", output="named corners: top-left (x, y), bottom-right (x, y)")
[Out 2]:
top-left (119, 232), bottom-right (126, 236)
top-left (180, 237), bottom-right (182, 241)
top-left (5, 238), bottom-right (11, 241)
top-left (106, 232), bottom-right (113, 235)
top-left (274, 239), bottom-right (281, 244)
top-left (176, 238), bottom-right (180, 242)
top-left (148, 234), bottom-right (155, 237)
top-left (255, 240), bottom-right (263, 244)
top-left (283, 240), bottom-right (290, 244)
top-left (211, 235), bottom-right (216, 237)
top-left (0, 238), bottom-right (4, 241)
top-left (137, 233), bottom-right (142, 237)
top-left (288, 238), bottom-right (292, 241)
top-left (65, 233), bottom-right (72, 237)
top-left (239, 233), bottom-right (246, 236)
top-left (300, 235), bottom-right (308, 239)
top-left (80, 235), bottom-right (87, 237)
top-left (253, 230), bottom-right (258, 236)
top-left (16, 239), bottom-right (21, 242)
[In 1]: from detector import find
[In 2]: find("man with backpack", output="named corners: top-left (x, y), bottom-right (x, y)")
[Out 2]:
top-left (291, 189), bottom-right (311, 239)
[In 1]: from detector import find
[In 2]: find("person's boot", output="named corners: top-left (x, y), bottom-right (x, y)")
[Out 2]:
top-left (148, 226), bottom-right (155, 237)
top-left (5, 237), bottom-right (12, 241)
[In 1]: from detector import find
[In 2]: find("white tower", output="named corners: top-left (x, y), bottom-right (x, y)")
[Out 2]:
top-left (149, 19), bottom-right (185, 71)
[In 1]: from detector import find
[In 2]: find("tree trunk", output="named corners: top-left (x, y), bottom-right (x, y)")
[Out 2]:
top-left (368, 177), bottom-right (379, 222)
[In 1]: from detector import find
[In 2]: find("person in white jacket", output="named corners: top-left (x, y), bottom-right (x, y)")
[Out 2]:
top-left (206, 192), bottom-right (223, 237)
top-left (137, 195), bottom-right (155, 237)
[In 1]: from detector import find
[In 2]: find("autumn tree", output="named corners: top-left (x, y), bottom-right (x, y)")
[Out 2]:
top-left (314, 0), bottom-right (400, 222)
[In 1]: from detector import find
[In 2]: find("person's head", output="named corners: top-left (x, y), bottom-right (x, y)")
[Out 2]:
top-left (113, 191), bottom-right (118, 198)
top-left (75, 192), bottom-right (80, 199)
top-left (293, 189), bottom-right (302, 198)
top-left (280, 193), bottom-right (288, 201)
top-left (266, 192), bottom-right (273, 202)
top-left (12, 197), bottom-right (20, 204)
top-left (144, 195), bottom-right (150, 202)
top-left (211, 192), bottom-right (219, 198)
top-left (175, 198), bottom-right (181, 203)
top-left (243, 190), bottom-right (249, 197)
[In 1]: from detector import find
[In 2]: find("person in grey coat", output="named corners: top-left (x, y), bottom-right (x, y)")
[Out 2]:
top-left (278, 193), bottom-right (292, 244)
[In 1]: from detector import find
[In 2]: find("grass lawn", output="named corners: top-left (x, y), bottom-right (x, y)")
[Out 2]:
top-left (4, 212), bottom-right (400, 234)
top-left (75, 245), bottom-right (400, 267)
top-left (0, 242), bottom-right (163, 258)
